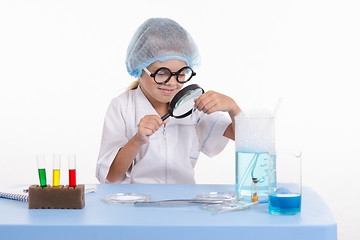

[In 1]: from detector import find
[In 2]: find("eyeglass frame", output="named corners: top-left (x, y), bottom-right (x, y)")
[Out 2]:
top-left (143, 66), bottom-right (196, 85)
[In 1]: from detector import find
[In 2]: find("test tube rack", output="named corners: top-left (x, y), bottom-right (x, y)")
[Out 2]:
top-left (28, 184), bottom-right (85, 209)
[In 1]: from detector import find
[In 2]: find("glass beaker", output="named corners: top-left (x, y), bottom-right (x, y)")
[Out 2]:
top-left (268, 150), bottom-right (302, 215)
top-left (235, 112), bottom-right (275, 200)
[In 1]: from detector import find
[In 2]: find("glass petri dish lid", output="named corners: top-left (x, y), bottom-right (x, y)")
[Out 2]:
top-left (196, 192), bottom-right (238, 202)
top-left (104, 193), bottom-right (151, 204)
top-left (201, 201), bottom-right (253, 212)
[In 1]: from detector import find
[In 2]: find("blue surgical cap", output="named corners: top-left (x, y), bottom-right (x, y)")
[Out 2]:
top-left (126, 18), bottom-right (200, 78)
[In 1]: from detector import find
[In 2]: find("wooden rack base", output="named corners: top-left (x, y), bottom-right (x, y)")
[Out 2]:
top-left (28, 184), bottom-right (85, 209)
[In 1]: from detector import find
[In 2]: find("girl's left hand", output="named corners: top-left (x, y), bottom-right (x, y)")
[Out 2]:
top-left (194, 90), bottom-right (241, 118)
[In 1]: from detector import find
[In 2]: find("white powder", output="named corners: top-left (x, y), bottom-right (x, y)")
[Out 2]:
top-left (235, 110), bottom-right (275, 153)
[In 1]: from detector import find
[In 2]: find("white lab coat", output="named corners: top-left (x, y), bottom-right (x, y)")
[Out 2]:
top-left (96, 87), bottom-right (231, 184)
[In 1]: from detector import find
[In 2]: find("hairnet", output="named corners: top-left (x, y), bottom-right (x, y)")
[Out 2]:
top-left (126, 18), bottom-right (200, 78)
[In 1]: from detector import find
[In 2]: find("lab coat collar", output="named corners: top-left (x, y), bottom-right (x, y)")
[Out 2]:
top-left (134, 87), bottom-right (197, 127)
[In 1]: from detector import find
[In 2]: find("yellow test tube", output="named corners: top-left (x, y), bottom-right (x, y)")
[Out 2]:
top-left (53, 154), bottom-right (61, 187)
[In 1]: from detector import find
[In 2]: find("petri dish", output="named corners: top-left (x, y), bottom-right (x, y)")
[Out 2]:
top-left (104, 193), bottom-right (151, 204)
top-left (196, 192), bottom-right (238, 202)
top-left (201, 201), bottom-right (253, 212)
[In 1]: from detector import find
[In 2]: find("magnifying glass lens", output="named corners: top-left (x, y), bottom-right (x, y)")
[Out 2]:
top-left (173, 88), bottom-right (203, 117)
top-left (161, 84), bottom-right (204, 121)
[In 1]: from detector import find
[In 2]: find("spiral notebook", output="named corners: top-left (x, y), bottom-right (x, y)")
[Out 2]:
top-left (0, 186), bottom-right (29, 202)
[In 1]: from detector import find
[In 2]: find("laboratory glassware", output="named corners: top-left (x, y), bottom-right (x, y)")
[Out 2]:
top-left (68, 154), bottom-right (76, 187)
top-left (52, 154), bottom-right (61, 187)
top-left (36, 154), bottom-right (47, 187)
top-left (235, 112), bottom-right (275, 199)
top-left (268, 150), bottom-right (302, 215)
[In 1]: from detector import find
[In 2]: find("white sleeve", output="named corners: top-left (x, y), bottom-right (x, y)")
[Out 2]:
top-left (196, 113), bottom-right (231, 157)
top-left (96, 98), bottom-right (129, 183)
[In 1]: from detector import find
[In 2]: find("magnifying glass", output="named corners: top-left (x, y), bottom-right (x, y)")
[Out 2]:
top-left (161, 84), bottom-right (204, 121)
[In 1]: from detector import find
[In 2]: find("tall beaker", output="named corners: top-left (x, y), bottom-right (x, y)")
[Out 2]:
top-left (235, 112), bottom-right (275, 199)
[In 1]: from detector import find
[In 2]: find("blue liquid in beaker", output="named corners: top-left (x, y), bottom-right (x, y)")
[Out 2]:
top-left (235, 151), bottom-right (269, 198)
top-left (269, 193), bottom-right (301, 215)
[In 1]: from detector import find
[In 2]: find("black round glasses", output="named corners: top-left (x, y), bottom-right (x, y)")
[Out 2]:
top-left (143, 66), bottom-right (196, 85)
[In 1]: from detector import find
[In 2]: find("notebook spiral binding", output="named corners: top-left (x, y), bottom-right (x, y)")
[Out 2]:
top-left (0, 192), bottom-right (29, 202)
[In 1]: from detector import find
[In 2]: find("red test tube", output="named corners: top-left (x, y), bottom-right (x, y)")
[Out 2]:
top-left (68, 154), bottom-right (76, 187)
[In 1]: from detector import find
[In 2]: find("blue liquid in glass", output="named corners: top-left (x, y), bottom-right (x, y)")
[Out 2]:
top-left (269, 193), bottom-right (301, 215)
top-left (235, 151), bottom-right (269, 198)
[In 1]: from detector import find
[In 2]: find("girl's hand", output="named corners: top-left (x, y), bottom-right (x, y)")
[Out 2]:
top-left (194, 91), bottom-right (241, 118)
top-left (135, 115), bottom-right (168, 145)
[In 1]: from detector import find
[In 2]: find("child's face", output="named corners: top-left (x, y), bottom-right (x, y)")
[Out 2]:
top-left (140, 59), bottom-right (187, 107)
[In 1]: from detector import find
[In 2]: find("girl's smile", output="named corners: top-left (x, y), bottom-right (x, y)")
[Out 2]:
top-left (158, 87), bottom-right (175, 96)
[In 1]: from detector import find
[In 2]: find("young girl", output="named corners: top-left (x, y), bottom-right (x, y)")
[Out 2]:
top-left (96, 18), bottom-right (241, 184)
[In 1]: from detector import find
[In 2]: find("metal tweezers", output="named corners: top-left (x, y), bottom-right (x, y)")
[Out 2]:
top-left (134, 199), bottom-right (228, 207)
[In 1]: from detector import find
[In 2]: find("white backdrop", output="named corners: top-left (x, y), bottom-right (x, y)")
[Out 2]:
top-left (0, 1), bottom-right (359, 239)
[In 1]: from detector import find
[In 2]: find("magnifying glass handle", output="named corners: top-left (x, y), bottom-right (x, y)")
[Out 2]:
top-left (161, 113), bottom-right (171, 121)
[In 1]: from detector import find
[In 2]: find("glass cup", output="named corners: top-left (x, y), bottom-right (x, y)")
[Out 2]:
top-left (268, 150), bottom-right (302, 215)
top-left (235, 112), bottom-right (275, 200)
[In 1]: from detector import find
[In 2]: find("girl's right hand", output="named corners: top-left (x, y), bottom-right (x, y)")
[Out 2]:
top-left (135, 115), bottom-right (167, 145)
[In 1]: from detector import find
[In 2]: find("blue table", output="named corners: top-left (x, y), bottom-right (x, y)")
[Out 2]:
top-left (0, 184), bottom-right (337, 240)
